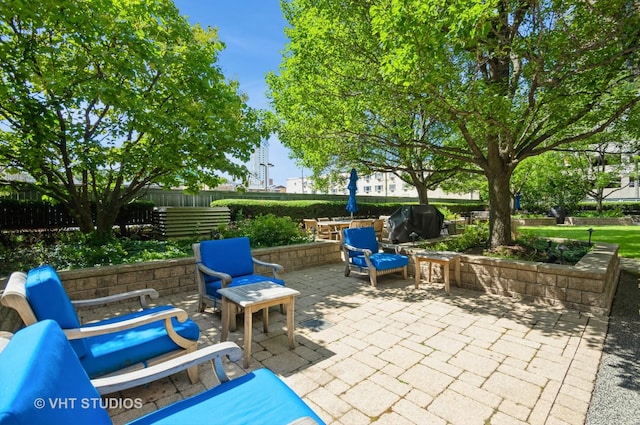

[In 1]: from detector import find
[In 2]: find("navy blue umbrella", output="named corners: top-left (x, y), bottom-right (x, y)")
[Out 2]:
top-left (346, 168), bottom-right (358, 217)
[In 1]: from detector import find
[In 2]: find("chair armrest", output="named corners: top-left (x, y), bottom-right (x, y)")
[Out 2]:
top-left (92, 341), bottom-right (242, 395)
top-left (196, 262), bottom-right (233, 286)
top-left (342, 243), bottom-right (373, 256)
top-left (63, 307), bottom-right (190, 340)
top-left (71, 288), bottom-right (159, 310)
top-left (252, 257), bottom-right (284, 277)
top-left (287, 417), bottom-right (321, 425)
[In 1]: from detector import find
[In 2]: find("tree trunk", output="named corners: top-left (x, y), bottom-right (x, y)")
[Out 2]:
top-left (95, 209), bottom-right (118, 241)
top-left (66, 204), bottom-right (95, 235)
top-left (416, 184), bottom-right (429, 204)
top-left (485, 144), bottom-right (514, 247)
top-left (595, 190), bottom-right (604, 214)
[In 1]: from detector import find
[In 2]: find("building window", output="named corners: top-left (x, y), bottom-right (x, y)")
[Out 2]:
top-left (364, 186), bottom-right (371, 193)
top-left (389, 184), bottom-right (396, 192)
top-left (375, 185), bottom-right (383, 192)
top-left (374, 172), bottom-right (383, 180)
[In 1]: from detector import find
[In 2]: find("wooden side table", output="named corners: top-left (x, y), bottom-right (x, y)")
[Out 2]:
top-left (218, 281), bottom-right (300, 368)
top-left (414, 252), bottom-right (461, 294)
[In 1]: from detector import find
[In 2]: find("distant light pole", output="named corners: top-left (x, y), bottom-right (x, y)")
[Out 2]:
top-left (259, 162), bottom-right (274, 191)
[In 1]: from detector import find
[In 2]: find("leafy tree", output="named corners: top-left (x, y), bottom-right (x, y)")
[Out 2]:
top-left (566, 124), bottom-right (640, 213)
top-left (267, 0), bottom-right (467, 205)
top-left (572, 139), bottom-right (627, 213)
top-left (270, 0), bottom-right (640, 247)
top-left (513, 152), bottom-right (586, 214)
top-left (0, 0), bottom-right (265, 240)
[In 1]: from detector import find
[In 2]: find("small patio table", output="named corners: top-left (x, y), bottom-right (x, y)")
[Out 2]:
top-left (414, 251), bottom-right (461, 294)
top-left (218, 281), bottom-right (300, 368)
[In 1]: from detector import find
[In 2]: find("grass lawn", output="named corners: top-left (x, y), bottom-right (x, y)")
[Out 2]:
top-left (518, 225), bottom-right (640, 259)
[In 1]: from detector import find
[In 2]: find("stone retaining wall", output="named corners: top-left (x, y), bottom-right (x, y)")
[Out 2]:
top-left (512, 217), bottom-right (557, 226)
top-left (455, 242), bottom-right (620, 315)
top-left (514, 217), bottom-right (633, 226)
top-left (0, 241), bottom-right (342, 332)
top-left (1, 238), bottom-right (620, 330)
top-left (565, 217), bottom-right (633, 226)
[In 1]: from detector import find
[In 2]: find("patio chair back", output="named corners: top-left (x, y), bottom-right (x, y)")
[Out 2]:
top-left (199, 237), bottom-right (255, 281)
top-left (349, 219), bottom-right (373, 228)
top-left (24, 265), bottom-right (89, 357)
top-left (373, 219), bottom-right (384, 241)
top-left (343, 227), bottom-right (379, 256)
top-left (193, 237), bottom-right (285, 313)
top-left (0, 320), bottom-right (111, 425)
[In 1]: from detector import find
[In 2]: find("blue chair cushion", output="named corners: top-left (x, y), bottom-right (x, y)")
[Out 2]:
top-left (0, 320), bottom-right (111, 425)
top-left (351, 253), bottom-right (409, 271)
top-left (200, 238), bottom-right (255, 283)
top-left (128, 368), bottom-right (325, 425)
top-left (24, 264), bottom-right (88, 358)
top-left (343, 227), bottom-right (379, 258)
top-left (205, 275), bottom-right (285, 300)
top-left (79, 305), bottom-right (200, 378)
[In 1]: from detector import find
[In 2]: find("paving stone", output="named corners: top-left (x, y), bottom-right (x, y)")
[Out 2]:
top-left (528, 399), bottom-right (553, 425)
top-left (336, 408), bottom-right (371, 425)
top-left (491, 338), bottom-right (538, 362)
top-left (378, 344), bottom-right (425, 369)
top-left (490, 411), bottom-right (529, 425)
top-left (393, 398), bottom-right (446, 425)
top-left (449, 379), bottom-right (502, 409)
top-left (260, 350), bottom-right (309, 374)
top-left (549, 402), bottom-right (587, 425)
top-left (399, 364), bottom-right (455, 397)
top-left (306, 386), bottom-right (352, 419)
top-left (482, 371), bottom-right (542, 408)
top-left (425, 331), bottom-right (467, 355)
top-left (461, 323), bottom-right (504, 344)
top-left (450, 348), bottom-right (501, 377)
top-left (370, 371), bottom-right (411, 397)
top-left (428, 389), bottom-right (494, 425)
top-left (498, 398), bottom-right (531, 421)
top-left (342, 379), bottom-right (401, 417)
top-left (527, 355), bottom-right (572, 381)
top-left (326, 357), bottom-right (376, 384)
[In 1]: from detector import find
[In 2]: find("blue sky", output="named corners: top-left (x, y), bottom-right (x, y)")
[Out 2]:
top-left (173, 0), bottom-right (300, 186)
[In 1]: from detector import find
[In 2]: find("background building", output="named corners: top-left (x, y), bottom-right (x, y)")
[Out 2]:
top-left (248, 142), bottom-right (274, 191)
top-left (286, 172), bottom-right (479, 200)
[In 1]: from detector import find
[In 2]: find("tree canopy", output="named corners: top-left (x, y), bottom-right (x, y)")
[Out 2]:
top-left (269, 0), bottom-right (640, 246)
top-left (0, 0), bottom-right (266, 239)
top-left (267, 0), bottom-right (469, 204)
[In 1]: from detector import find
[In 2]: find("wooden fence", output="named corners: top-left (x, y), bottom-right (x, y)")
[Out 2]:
top-left (152, 207), bottom-right (231, 239)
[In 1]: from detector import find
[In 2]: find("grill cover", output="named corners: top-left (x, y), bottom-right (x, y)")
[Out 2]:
top-left (388, 205), bottom-right (444, 242)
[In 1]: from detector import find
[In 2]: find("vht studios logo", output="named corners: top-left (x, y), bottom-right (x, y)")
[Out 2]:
top-left (34, 397), bottom-right (143, 410)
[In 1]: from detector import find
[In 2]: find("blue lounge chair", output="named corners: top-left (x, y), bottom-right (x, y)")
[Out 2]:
top-left (193, 237), bottom-right (285, 312)
top-left (0, 320), bottom-right (325, 425)
top-left (0, 265), bottom-right (200, 382)
top-left (342, 227), bottom-right (409, 286)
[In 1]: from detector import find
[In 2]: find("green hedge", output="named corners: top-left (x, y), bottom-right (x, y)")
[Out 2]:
top-left (210, 199), bottom-right (485, 222)
top-left (576, 201), bottom-right (640, 215)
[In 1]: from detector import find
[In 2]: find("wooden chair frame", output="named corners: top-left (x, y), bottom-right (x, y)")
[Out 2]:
top-left (0, 271), bottom-right (199, 383)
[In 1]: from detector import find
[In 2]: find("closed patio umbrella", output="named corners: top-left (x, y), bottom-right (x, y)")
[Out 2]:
top-left (346, 168), bottom-right (358, 217)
